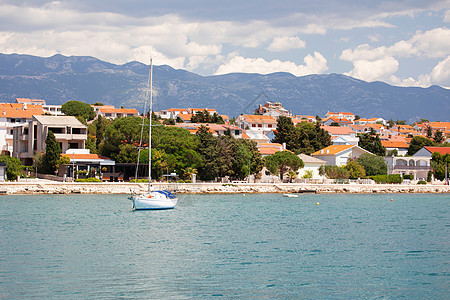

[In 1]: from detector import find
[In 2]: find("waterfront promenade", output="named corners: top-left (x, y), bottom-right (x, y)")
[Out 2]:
top-left (1, 181), bottom-right (449, 194)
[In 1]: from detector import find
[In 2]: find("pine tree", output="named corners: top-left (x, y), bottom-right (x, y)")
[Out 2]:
top-left (42, 131), bottom-right (61, 174)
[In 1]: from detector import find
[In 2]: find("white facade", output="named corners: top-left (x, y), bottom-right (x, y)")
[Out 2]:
top-left (297, 154), bottom-right (327, 179)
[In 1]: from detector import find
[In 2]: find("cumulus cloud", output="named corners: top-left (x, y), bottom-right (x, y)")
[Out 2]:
top-left (430, 56), bottom-right (450, 87)
top-left (343, 57), bottom-right (399, 82)
top-left (214, 52), bottom-right (328, 76)
top-left (444, 10), bottom-right (450, 22)
top-left (340, 27), bottom-right (450, 86)
top-left (267, 36), bottom-right (306, 52)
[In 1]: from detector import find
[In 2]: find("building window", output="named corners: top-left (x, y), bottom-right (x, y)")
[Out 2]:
top-left (258, 124), bottom-right (262, 128)
top-left (105, 113), bottom-right (111, 117)
top-left (252, 124), bottom-right (256, 127)
top-left (23, 128), bottom-right (28, 135)
top-left (235, 130), bottom-right (240, 136)
top-left (268, 124), bottom-right (272, 128)
top-left (69, 142), bottom-right (79, 149)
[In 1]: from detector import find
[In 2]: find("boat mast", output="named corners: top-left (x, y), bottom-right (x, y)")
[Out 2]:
top-left (148, 58), bottom-right (153, 193)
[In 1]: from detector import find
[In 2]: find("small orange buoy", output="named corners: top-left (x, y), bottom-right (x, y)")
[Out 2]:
top-left (316, 202), bottom-right (319, 205)
top-left (390, 199), bottom-right (393, 201)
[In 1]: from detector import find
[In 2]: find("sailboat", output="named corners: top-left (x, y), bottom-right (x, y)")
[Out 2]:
top-left (129, 59), bottom-right (178, 210)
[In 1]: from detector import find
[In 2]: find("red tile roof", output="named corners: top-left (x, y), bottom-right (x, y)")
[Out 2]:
top-left (424, 147), bottom-right (450, 155)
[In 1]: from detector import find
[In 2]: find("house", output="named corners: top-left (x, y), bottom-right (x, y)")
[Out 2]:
top-left (384, 148), bottom-right (434, 181)
top-left (413, 146), bottom-right (450, 157)
top-left (0, 103), bottom-right (45, 155)
top-left (311, 145), bottom-right (372, 166)
top-left (292, 115), bottom-right (316, 123)
top-left (158, 108), bottom-right (190, 120)
top-left (324, 111), bottom-right (355, 122)
top-left (43, 104), bottom-right (64, 116)
top-left (381, 140), bottom-right (409, 156)
top-left (321, 117), bottom-right (352, 127)
top-left (98, 107), bottom-right (139, 119)
top-left (354, 117), bottom-right (387, 126)
top-left (59, 149), bottom-right (115, 181)
top-left (15, 98), bottom-right (46, 105)
top-left (297, 154), bottom-right (327, 179)
top-left (175, 123), bottom-right (243, 138)
top-left (12, 115), bottom-right (87, 166)
top-left (236, 115), bottom-right (277, 132)
top-left (188, 108), bottom-right (218, 116)
top-left (257, 143), bottom-right (285, 156)
top-left (254, 101), bottom-right (292, 117)
top-left (0, 162), bottom-right (6, 181)
top-left (322, 125), bottom-right (359, 145)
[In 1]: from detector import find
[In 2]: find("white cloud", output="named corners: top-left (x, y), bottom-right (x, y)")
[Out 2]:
top-left (430, 56), bottom-right (450, 87)
top-left (214, 52), bottom-right (328, 76)
top-left (344, 57), bottom-right (399, 82)
top-left (444, 10), bottom-right (450, 22)
top-left (267, 36), bottom-right (306, 52)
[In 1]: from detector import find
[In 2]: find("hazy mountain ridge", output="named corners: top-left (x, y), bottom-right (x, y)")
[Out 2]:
top-left (0, 53), bottom-right (448, 122)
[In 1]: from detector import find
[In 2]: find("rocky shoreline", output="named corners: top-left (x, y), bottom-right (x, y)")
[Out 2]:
top-left (0, 182), bottom-right (449, 195)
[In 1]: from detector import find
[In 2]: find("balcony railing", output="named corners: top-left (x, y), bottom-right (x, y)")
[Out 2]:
top-left (393, 165), bottom-right (431, 170)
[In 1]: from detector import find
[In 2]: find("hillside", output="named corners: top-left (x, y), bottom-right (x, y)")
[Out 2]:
top-left (0, 53), bottom-right (448, 122)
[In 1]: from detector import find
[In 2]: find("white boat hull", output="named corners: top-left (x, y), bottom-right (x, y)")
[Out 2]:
top-left (131, 190), bottom-right (178, 210)
top-left (283, 193), bottom-right (298, 198)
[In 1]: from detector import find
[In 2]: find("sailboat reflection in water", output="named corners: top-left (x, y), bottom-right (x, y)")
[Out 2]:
top-left (129, 59), bottom-right (178, 210)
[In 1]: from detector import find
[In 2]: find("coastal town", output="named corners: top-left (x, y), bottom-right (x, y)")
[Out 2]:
top-left (0, 97), bottom-right (449, 193)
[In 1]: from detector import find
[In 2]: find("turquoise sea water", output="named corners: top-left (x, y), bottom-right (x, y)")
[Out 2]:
top-left (0, 193), bottom-right (449, 299)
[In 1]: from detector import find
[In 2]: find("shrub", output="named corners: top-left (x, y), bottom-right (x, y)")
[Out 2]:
top-left (417, 180), bottom-right (427, 185)
top-left (402, 174), bottom-right (414, 180)
top-left (75, 178), bottom-right (101, 182)
top-left (371, 174), bottom-right (402, 184)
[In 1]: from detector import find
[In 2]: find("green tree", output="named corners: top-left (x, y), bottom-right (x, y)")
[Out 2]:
top-left (407, 136), bottom-right (435, 156)
top-left (358, 131), bottom-right (386, 156)
top-left (42, 131), bottom-right (61, 174)
top-left (100, 116), bottom-right (148, 162)
top-left (433, 129), bottom-right (444, 144)
top-left (356, 153), bottom-right (387, 176)
top-left (61, 100), bottom-right (96, 121)
top-left (319, 165), bottom-right (349, 179)
top-left (344, 159), bottom-right (366, 179)
top-left (0, 155), bottom-right (24, 181)
top-left (264, 151), bottom-right (304, 181)
top-left (196, 125), bottom-right (221, 180)
top-left (431, 152), bottom-right (450, 181)
top-left (426, 126), bottom-right (433, 139)
top-left (273, 117), bottom-right (331, 154)
top-left (153, 125), bottom-right (202, 178)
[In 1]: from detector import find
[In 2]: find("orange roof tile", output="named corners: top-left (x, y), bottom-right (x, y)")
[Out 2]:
top-left (242, 114), bottom-right (277, 124)
top-left (423, 147), bottom-right (450, 155)
top-left (0, 103), bottom-right (44, 118)
top-left (311, 145), bottom-right (354, 156)
top-left (322, 125), bottom-right (355, 135)
top-left (99, 108), bottom-right (139, 114)
top-left (62, 153), bottom-right (111, 160)
top-left (381, 141), bottom-right (409, 148)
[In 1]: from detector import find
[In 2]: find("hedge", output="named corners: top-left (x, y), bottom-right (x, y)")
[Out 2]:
top-left (75, 178), bottom-right (102, 182)
top-left (370, 174), bottom-right (403, 184)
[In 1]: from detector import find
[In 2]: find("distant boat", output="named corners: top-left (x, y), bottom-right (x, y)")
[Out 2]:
top-left (283, 193), bottom-right (298, 198)
top-left (129, 59), bottom-right (178, 210)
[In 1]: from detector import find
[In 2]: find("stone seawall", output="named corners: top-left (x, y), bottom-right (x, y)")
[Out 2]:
top-left (0, 182), bottom-right (449, 195)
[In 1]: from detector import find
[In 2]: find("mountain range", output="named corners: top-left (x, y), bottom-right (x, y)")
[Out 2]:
top-left (0, 53), bottom-right (448, 122)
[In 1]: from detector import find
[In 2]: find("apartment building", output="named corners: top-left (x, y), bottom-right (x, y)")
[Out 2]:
top-left (0, 103), bottom-right (44, 155)
top-left (13, 115), bottom-right (87, 165)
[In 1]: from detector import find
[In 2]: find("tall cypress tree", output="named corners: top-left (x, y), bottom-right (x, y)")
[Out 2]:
top-left (43, 131), bottom-right (61, 174)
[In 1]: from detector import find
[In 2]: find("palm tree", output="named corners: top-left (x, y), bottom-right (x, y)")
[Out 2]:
top-left (182, 167), bottom-right (198, 181)
top-left (287, 170), bottom-right (298, 183)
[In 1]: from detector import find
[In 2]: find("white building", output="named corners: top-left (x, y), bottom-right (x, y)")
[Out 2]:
top-left (297, 154), bottom-right (327, 179)
top-left (0, 103), bottom-right (44, 155)
top-left (311, 145), bottom-right (372, 166)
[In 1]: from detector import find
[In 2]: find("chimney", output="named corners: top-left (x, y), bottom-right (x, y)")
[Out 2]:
top-left (23, 103), bottom-right (27, 110)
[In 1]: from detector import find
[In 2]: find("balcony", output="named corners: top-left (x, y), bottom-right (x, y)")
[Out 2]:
top-left (393, 165), bottom-right (431, 171)
top-left (54, 133), bottom-right (87, 140)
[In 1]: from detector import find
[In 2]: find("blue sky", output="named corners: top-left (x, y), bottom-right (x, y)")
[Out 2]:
top-left (1, 0), bottom-right (449, 87)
